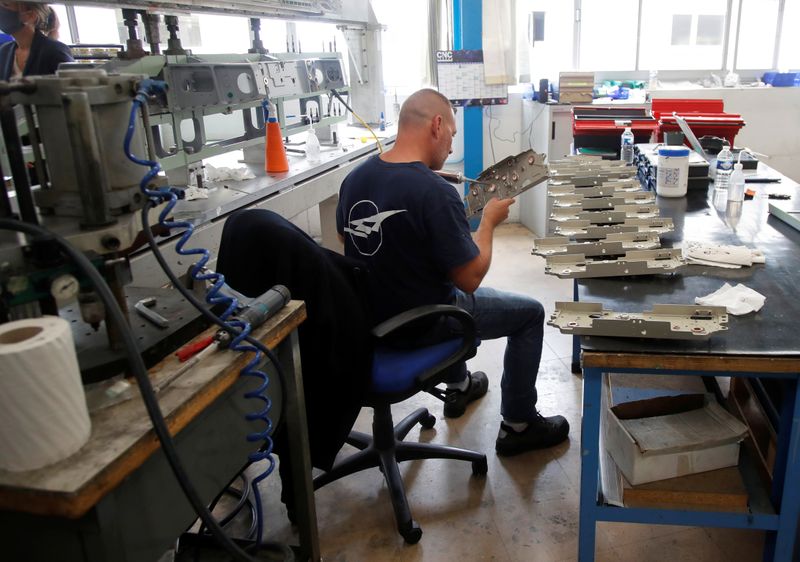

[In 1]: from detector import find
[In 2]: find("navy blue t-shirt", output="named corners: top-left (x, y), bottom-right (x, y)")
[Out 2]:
top-left (336, 155), bottom-right (479, 324)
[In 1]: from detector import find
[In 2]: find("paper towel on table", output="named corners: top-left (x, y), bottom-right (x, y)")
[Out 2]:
top-left (205, 164), bottom-right (256, 182)
top-left (695, 283), bottom-right (766, 315)
top-left (183, 186), bottom-right (208, 201)
top-left (683, 241), bottom-right (765, 268)
top-left (0, 317), bottom-right (91, 472)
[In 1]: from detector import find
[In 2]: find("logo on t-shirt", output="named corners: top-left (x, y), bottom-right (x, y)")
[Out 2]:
top-left (344, 200), bottom-right (406, 256)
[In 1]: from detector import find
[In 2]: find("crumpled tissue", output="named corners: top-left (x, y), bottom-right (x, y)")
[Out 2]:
top-left (183, 186), bottom-right (208, 201)
top-left (683, 240), bottom-right (766, 269)
top-left (205, 163), bottom-right (256, 182)
top-left (695, 283), bottom-right (766, 315)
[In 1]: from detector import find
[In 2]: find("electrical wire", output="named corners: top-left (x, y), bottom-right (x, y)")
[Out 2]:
top-left (330, 88), bottom-right (383, 153)
top-left (0, 218), bottom-right (256, 562)
top-left (124, 80), bottom-right (287, 555)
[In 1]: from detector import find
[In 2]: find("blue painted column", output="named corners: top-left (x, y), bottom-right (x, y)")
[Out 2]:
top-left (453, 0), bottom-right (483, 227)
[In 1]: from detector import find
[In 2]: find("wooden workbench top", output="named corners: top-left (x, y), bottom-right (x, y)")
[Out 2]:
top-left (0, 300), bottom-right (306, 519)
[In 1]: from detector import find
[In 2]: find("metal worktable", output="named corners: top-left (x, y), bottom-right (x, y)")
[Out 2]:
top-left (573, 164), bottom-right (800, 561)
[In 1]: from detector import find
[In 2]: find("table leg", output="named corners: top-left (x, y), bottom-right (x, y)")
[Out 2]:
top-left (579, 367), bottom-right (603, 562)
top-left (280, 331), bottom-right (321, 561)
top-left (768, 379), bottom-right (800, 561)
top-left (572, 279), bottom-right (581, 373)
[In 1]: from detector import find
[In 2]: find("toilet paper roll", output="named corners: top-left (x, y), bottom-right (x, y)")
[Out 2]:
top-left (0, 316), bottom-right (91, 472)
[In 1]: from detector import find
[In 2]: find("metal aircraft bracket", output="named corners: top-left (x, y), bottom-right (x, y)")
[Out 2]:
top-left (532, 231), bottom-right (661, 257)
top-left (544, 248), bottom-right (685, 278)
top-left (552, 192), bottom-right (656, 209)
top-left (548, 302), bottom-right (729, 340)
top-left (547, 183), bottom-right (643, 197)
top-left (553, 217), bottom-right (675, 238)
top-left (464, 149), bottom-right (549, 218)
top-left (550, 204), bottom-right (661, 223)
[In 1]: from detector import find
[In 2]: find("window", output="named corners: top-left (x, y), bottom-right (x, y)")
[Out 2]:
top-left (73, 6), bottom-right (122, 44)
top-left (259, 19), bottom-right (288, 54)
top-left (372, 0), bottom-right (430, 92)
top-left (579, 0), bottom-right (639, 71)
top-left (638, 0), bottom-right (728, 71)
top-left (516, 0), bottom-right (574, 82)
top-left (187, 14), bottom-right (251, 54)
top-left (735, 0), bottom-right (780, 69)
top-left (778, 0), bottom-right (800, 70)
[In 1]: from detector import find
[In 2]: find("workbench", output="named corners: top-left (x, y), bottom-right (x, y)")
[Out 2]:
top-left (573, 164), bottom-right (800, 561)
top-left (0, 300), bottom-right (320, 561)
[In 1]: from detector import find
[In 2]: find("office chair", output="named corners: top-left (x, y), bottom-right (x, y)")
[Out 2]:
top-left (313, 304), bottom-right (488, 544)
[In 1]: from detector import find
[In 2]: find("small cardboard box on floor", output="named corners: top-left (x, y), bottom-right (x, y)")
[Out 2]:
top-left (604, 393), bottom-right (749, 485)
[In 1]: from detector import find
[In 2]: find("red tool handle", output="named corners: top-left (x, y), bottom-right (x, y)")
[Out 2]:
top-left (176, 335), bottom-right (214, 362)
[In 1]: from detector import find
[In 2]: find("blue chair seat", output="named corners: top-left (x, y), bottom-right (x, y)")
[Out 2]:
top-left (371, 339), bottom-right (464, 394)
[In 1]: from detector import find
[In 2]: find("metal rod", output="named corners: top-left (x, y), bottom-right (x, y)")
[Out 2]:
top-left (0, 107), bottom-right (37, 224)
top-left (22, 105), bottom-right (48, 191)
top-left (0, 157), bottom-right (12, 218)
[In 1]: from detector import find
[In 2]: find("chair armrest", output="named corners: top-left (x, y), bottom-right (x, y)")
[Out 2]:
top-left (372, 304), bottom-right (474, 341)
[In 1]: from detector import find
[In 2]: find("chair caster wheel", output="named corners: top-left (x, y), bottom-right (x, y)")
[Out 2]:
top-left (400, 520), bottom-right (422, 544)
top-left (472, 456), bottom-right (488, 475)
top-left (420, 413), bottom-right (436, 430)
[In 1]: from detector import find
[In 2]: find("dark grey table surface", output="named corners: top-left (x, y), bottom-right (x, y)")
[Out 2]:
top-left (577, 163), bottom-right (800, 357)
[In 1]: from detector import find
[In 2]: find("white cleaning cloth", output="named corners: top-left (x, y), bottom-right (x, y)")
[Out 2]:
top-left (683, 241), bottom-right (765, 269)
top-left (695, 283), bottom-right (766, 315)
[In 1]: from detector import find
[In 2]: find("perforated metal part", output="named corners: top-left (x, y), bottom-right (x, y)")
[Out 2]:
top-left (550, 204), bottom-right (661, 224)
top-left (553, 218), bottom-right (675, 239)
top-left (551, 192), bottom-right (656, 208)
top-left (548, 302), bottom-right (729, 340)
top-left (465, 149), bottom-right (549, 218)
top-left (532, 232), bottom-right (661, 257)
top-left (544, 248), bottom-right (685, 278)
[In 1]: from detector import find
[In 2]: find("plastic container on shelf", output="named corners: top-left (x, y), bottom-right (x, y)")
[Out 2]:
top-left (656, 146), bottom-right (690, 198)
top-left (305, 127), bottom-right (321, 163)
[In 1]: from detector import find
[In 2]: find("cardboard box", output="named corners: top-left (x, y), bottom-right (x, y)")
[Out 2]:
top-left (604, 393), bottom-right (748, 485)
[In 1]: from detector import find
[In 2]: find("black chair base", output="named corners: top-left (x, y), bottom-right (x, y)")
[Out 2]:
top-left (313, 404), bottom-right (488, 544)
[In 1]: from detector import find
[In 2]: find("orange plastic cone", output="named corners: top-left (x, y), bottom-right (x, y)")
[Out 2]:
top-left (265, 118), bottom-right (289, 173)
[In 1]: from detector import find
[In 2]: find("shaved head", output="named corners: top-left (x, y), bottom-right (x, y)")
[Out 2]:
top-left (382, 88), bottom-right (456, 170)
top-left (398, 88), bottom-right (453, 130)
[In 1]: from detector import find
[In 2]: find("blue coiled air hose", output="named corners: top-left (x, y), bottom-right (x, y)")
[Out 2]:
top-left (123, 80), bottom-right (276, 547)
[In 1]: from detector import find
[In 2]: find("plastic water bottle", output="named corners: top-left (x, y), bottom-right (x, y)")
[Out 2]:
top-left (728, 161), bottom-right (745, 202)
top-left (379, 111), bottom-right (386, 132)
top-left (621, 127), bottom-right (634, 164)
top-left (305, 127), bottom-right (321, 163)
top-left (715, 146), bottom-right (734, 191)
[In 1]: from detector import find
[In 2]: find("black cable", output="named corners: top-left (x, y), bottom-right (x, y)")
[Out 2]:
top-left (0, 218), bottom-right (256, 562)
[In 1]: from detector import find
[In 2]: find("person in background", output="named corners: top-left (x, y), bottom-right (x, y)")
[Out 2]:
top-left (336, 88), bottom-right (569, 456)
top-left (0, 2), bottom-right (72, 80)
top-left (38, 5), bottom-right (60, 40)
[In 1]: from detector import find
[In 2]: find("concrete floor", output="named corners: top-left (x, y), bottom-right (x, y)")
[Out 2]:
top-left (256, 222), bottom-right (765, 561)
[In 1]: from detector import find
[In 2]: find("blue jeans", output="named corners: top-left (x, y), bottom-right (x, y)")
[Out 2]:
top-left (451, 287), bottom-right (545, 423)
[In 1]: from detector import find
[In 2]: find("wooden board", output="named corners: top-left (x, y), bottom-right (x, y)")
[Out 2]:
top-left (0, 300), bottom-right (306, 519)
top-left (622, 466), bottom-right (748, 512)
top-left (583, 351), bottom-right (800, 374)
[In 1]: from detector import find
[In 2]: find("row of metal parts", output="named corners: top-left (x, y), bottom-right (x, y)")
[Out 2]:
top-left (536, 157), bottom-right (683, 279)
top-left (539, 157), bottom-right (713, 341)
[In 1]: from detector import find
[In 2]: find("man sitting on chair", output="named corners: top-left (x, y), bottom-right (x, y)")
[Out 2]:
top-left (335, 88), bottom-right (569, 456)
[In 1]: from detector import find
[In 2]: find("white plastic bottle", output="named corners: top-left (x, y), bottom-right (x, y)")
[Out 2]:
top-left (714, 146), bottom-right (734, 191)
top-left (306, 127), bottom-right (321, 163)
top-left (727, 161), bottom-right (745, 202)
top-left (621, 127), bottom-right (634, 164)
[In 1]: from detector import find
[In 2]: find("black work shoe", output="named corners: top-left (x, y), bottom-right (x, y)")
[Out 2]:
top-left (443, 371), bottom-right (489, 418)
top-left (495, 412), bottom-right (570, 456)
